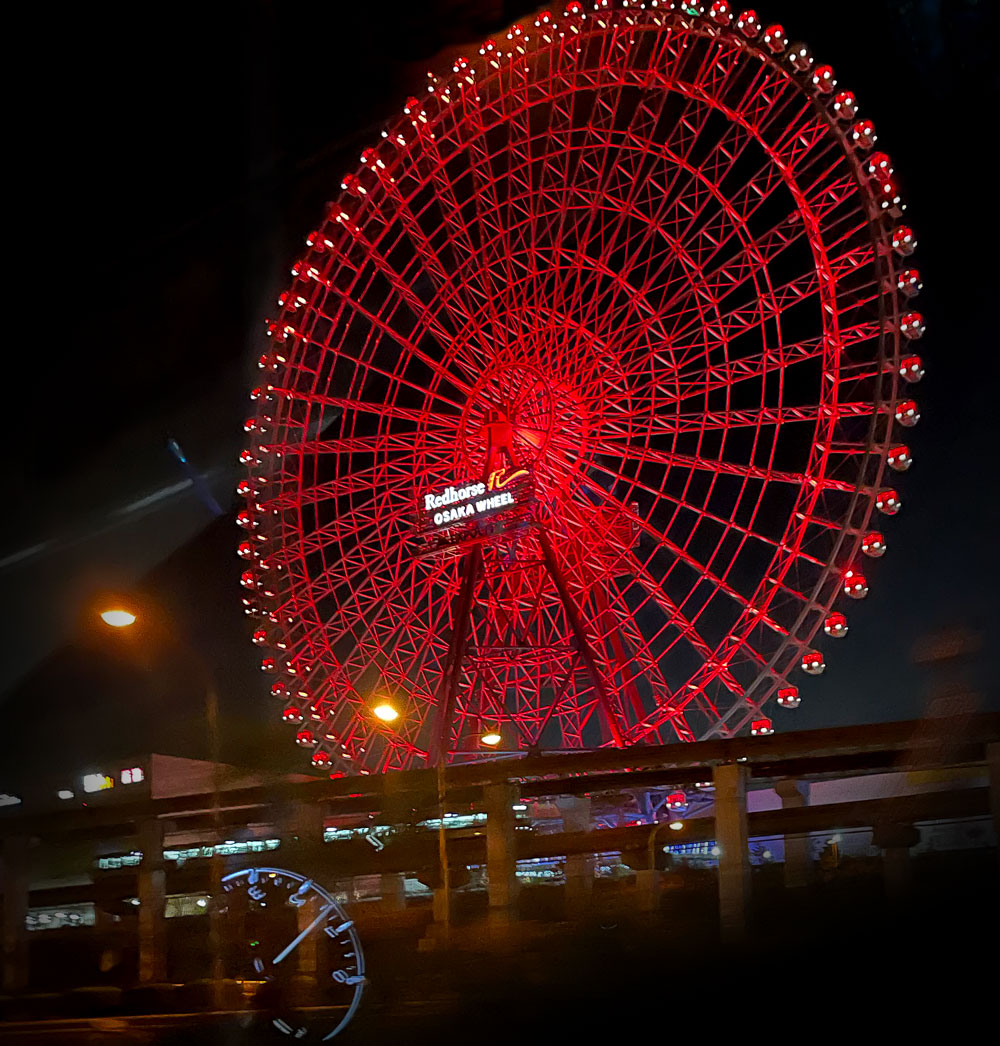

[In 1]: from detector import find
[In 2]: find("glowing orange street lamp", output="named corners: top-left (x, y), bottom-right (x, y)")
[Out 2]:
top-left (373, 701), bottom-right (400, 723)
top-left (100, 609), bottom-right (137, 628)
top-left (480, 729), bottom-right (502, 747)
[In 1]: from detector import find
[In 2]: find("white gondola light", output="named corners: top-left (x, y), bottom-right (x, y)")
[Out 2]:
top-left (866, 151), bottom-right (893, 176)
top-left (899, 312), bottom-right (926, 339)
top-left (887, 445), bottom-right (912, 472)
top-left (876, 489), bottom-right (901, 515)
top-left (900, 355), bottom-right (925, 382)
top-left (736, 10), bottom-right (760, 36)
top-left (843, 570), bottom-right (868, 599)
top-left (801, 650), bottom-right (826, 675)
top-left (862, 531), bottom-right (886, 557)
top-left (811, 64), bottom-right (836, 92)
top-left (777, 686), bottom-right (800, 708)
top-left (892, 226), bottom-right (917, 255)
top-left (762, 23), bottom-right (786, 52)
top-left (710, 2), bottom-right (732, 25)
top-left (824, 612), bottom-right (849, 638)
top-left (897, 269), bottom-right (923, 297)
top-left (851, 119), bottom-right (877, 150)
top-left (895, 400), bottom-right (920, 427)
top-left (787, 42), bottom-right (813, 73)
top-left (833, 89), bottom-right (857, 120)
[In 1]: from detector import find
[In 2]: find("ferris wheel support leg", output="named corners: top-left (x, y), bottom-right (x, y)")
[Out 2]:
top-left (536, 528), bottom-right (626, 747)
top-left (427, 546), bottom-right (483, 767)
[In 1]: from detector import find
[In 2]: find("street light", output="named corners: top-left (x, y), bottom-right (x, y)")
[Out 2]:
top-left (98, 602), bottom-right (225, 1008)
top-left (373, 701), bottom-right (400, 723)
top-left (480, 729), bottom-right (502, 747)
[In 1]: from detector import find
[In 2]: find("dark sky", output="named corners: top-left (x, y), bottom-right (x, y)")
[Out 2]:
top-left (2, 0), bottom-right (996, 780)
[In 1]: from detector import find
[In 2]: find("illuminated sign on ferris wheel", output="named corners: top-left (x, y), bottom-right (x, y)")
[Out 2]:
top-left (417, 465), bottom-right (534, 551)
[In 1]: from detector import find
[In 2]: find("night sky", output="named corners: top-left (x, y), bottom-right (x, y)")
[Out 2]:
top-left (2, 0), bottom-right (996, 783)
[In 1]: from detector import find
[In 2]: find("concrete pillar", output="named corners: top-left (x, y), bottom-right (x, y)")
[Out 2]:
top-left (137, 819), bottom-right (167, 984)
top-left (558, 796), bottom-right (594, 916)
top-left (988, 743), bottom-right (1000, 869)
top-left (380, 872), bottom-right (407, 912)
top-left (883, 846), bottom-right (912, 898)
top-left (281, 801), bottom-right (326, 854)
top-left (284, 805), bottom-right (327, 978)
top-left (713, 762), bottom-right (750, 944)
top-left (2, 835), bottom-right (29, 994)
top-left (873, 822), bottom-right (920, 901)
top-left (484, 782), bottom-right (520, 929)
top-left (379, 772), bottom-right (412, 912)
top-left (775, 779), bottom-right (812, 888)
top-left (635, 869), bottom-right (660, 913)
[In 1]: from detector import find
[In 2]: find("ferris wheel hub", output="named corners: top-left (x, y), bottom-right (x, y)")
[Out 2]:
top-left (457, 362), bottom-right (567, 473)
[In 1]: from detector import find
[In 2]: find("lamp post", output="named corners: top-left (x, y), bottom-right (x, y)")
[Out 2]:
top-left (99, 603), bottom-right (226, 1009)
top-left (639, 818), bottom-right (684, 911)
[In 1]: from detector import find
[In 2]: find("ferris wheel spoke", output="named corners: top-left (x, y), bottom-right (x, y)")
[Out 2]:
top-left (533, 74), bottom-right (689, 341)
top-left (656, 154), bottom-right (852, 335)
top-left (275, 386), bottom-right (465, 425)
top-left (318, 274), bottom-right (477, 400)
top-left (666, 321), bottom-right (879, 407)
top-left (561, 474), bottom-right (754, 637)
top-left (409, 125), bottom-right (512, 348)
top-left (549, 131), bottom-right (763, 354)
top-left (603, 400), bottom-right (876, 439)
top-left (610, 338), bottom-right (826, 420)
top-left (600, 100), bottom-right (838, 333)
top-left (283, 432), bottom-right (458, 459)
top-left (458, 86), bottom-right (519, 298)
top-left (618, 555), bottom-right (741, 695)
top-left (588, 438), bottom-right (831, 493)
top-left (574, 451), bottom-right (807, 566)
top-left (582, 479), bottom-right (778, 625)
top-left (355, 176), bottom-right (501, 370)
top-left (270, 465), bottom-right (417, 508)
top-left (573, 37), bottom-right (798, 319)
top-left (663, 215), bottom-right (859, 355)
top-left (660, 139), bottom-right (847, 308)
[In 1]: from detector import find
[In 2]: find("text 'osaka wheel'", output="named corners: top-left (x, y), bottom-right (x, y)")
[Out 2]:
top-left (238, 3), bottom-right (925, 774)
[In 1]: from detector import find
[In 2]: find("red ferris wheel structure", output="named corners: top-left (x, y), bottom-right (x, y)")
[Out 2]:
top-left (238, 2), bottom-right (925, 774)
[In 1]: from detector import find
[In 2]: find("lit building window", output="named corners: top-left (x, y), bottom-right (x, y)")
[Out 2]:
top-left (82, 774), bottom-right (114, 793)
top-left (26, 904), bottom-right (96, 931)
top-left (97, 839), bottom-right (280, 871)
top-left (165, 894), bottom-right (211, 918)
top-left (120, 767), bottom-right (145, 785)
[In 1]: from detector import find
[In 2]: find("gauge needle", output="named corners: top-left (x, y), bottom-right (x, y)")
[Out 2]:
top-left (272, 903), bottom-right (334, 966)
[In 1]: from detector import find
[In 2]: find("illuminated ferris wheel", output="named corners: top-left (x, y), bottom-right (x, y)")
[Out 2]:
top-left (238, 2), bottom-right (925, 774)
